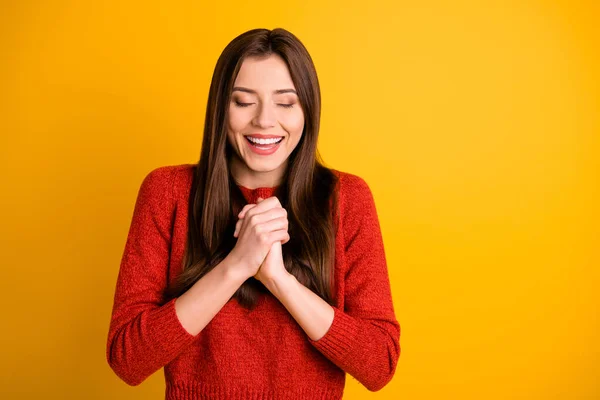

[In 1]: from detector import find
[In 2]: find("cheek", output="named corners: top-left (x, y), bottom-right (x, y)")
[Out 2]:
top-left (227, 107), bottom-right (250, 132)
top-left (280, 111), bottom-right (305, 134)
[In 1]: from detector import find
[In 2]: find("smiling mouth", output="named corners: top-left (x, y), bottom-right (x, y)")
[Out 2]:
top-left (244, 136), bottom-right (284, 147)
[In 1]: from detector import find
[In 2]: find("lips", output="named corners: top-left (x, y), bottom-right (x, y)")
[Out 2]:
top-left (245, 136), bottom-right (283, 145)
top-left (244, 134), bottom-right (284, 139)
top-left (244, 135), bottom-right (283, 155)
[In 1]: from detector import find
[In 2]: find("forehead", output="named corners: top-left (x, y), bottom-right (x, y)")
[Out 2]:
top-left (233, 54), bottom-right (295, 90)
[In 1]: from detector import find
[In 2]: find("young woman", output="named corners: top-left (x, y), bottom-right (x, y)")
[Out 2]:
top-left (106, 28), bottom-right (401, 399)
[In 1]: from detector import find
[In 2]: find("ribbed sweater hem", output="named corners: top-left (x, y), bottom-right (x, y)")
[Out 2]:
top-left (165, 379), bottom-right (344, 400)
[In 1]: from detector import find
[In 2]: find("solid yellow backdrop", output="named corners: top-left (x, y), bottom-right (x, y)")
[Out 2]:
top-left (0, 0), bottom-right (598, 399)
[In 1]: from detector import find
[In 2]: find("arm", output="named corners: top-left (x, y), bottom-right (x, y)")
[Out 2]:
top-left (175, 255), bottom-right (248, 336)
top-left (105, 166), bottom-right (195, 386)
top-left (105, 166), bottom-right (247, 386)
top-left (265, 174), bottom-right (401, 392)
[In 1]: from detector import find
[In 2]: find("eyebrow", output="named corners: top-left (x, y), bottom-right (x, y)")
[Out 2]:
top-left (232, 86), bottom-right (297, 95)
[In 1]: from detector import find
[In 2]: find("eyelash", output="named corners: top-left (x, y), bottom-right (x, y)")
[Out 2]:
top-left (234, 101), bottom-right (294, 109)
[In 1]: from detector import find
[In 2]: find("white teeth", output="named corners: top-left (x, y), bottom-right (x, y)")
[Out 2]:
top-left (247, 137), bottom-right (283, 145)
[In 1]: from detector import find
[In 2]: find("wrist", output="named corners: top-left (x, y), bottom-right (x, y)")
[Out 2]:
top-left (222, 254), bottom-right (251, 284)
top-left (263, 272), bottom-right (296, 298)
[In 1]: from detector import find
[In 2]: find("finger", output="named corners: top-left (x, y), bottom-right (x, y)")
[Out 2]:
top-left (238, 203), bottom-right (257, 218)
top-left (234, 215), bottom-right (247, 237)
top-left (235, 202), bottom-right (271, 236)
top-left (239, 197), bottom-right (266, 218)
top-left (256, 216), bottom-right (288, 235)
top-left (269, 229), bottom-right (290, 245)
top-left (247, 208), bottom-right (288, 231)
top-left (243, 196), bottom-right (282, 219)
top-left (238, 203), bottom-right (256, 219)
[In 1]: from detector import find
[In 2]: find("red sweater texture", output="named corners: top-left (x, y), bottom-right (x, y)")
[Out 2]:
top-left (106, 163), bottom-right (401, 399)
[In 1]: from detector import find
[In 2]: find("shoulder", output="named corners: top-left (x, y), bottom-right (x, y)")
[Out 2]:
top-left (138, 163), bottom-right (195, 204)
top-left (143, 163), bottom-right (195, 183)
top-left (330, 168), bottom-right (374, 206)
top-left (330, 169), bottom-right (381, 245)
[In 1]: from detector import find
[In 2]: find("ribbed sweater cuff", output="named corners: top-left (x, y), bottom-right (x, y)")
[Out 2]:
top-left (149, 297), bottom-right (197, 356)
top-left (307, 306), bottom-right (361, 365)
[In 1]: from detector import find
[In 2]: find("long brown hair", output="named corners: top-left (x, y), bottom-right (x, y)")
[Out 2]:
top-left (164, 28), bottom-right (339, 310)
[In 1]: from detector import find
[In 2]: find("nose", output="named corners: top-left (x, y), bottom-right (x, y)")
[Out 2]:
top-left (252, 102), bottom-right (276, 129)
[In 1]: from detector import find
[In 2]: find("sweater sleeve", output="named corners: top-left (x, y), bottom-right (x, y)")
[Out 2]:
top-left (307, 173), bottom-right (401, 392)
top-left (106, 166), bottom-right (197, 386)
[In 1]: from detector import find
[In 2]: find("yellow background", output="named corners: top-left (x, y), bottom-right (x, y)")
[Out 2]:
top-left (1, 0), bottom-right (598, 399)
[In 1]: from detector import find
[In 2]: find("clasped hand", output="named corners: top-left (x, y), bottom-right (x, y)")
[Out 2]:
top-left (232, 196), bottom-right (290, 285)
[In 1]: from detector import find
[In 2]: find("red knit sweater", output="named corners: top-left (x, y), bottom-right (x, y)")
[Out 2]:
top-left (106, 163), bottom-right (401, 399)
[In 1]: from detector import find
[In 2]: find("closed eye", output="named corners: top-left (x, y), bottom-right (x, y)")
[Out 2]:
top-left (234, 101), bottom-right (295, 109)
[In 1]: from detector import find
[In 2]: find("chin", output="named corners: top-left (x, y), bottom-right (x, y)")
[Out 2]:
top-left (247, 160), bottom-right (282, 172)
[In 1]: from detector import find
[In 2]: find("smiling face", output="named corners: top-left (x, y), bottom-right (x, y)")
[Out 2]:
top-left (226, 54), bottom-right (305, 188)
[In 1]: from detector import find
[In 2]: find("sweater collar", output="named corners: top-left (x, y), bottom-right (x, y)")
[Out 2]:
top-left (237, 184), bottom-right (281, 204)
